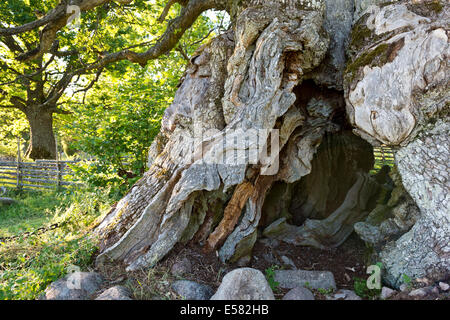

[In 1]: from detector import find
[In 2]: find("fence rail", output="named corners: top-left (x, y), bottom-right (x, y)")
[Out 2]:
top-left (0, 159), bottom-right (79, 191)
top-left (373, 146), bottom-right (395, 171)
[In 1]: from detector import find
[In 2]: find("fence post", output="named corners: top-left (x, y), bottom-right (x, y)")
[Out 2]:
top-left (16, 137), bottom-right (22, 190)
top-left (55, 135), bottom-right (61, 189)
top-left (57, 160), bottom-right (62, 189)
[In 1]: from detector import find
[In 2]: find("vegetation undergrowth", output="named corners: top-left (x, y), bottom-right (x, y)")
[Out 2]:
top-left (265, 265), bottom-right (280, 292)
top-left (0, 187), bottom-right (117, 300)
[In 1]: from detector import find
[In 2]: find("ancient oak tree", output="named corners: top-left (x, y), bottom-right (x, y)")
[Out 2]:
top-left (4, 0), bottom-right (448, 288)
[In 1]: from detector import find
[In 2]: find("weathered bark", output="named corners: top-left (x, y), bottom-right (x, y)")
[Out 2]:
top-left (95, 1), bottom-right (332, 270)
top-left (94, 0), bottom-right (449, 287)
top-left (24, 108), bottom-right (57, 160)
top-left (345, 1), bottom-right (449, 287)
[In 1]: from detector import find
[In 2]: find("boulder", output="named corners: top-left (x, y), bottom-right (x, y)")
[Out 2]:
top-left (172, 280), bottom-right (214, 300)
top-left (408, 288), bottom-right (428, 298)
top-left (95, 286), bottom-right (132, 300)
top-left (211, 268), bottom-right (275, 300)
top-left (43, 272), bottom-right (104, 300)
top-left (439, 282), bottom-right (449, 292)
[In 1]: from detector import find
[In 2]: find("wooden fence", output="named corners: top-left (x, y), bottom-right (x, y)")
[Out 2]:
top-left (0, 159), bottom-right (79, 191)
top-left (373, 146), bottom-right (395, 170)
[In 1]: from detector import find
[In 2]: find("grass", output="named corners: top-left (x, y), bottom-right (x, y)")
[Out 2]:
top-left (0, 190), bottom-right (66, 238)
top-left (0, 187), bottom-right (115, 300)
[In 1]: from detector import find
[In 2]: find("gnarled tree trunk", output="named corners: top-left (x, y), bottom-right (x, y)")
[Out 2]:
top-left (94, 0), bottom-right (449, 288)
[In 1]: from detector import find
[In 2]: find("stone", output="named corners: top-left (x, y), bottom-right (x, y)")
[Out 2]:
top-left (431, 287), bottom-right (440, 295)
top-left (329, 289), bottom-right (362, 300)
top-left (439, 282), bottom-right (449, 292)
top-left (258, 238), bottom-right (280, 248)
top-left (43, 272), bottom-right (104, 300)
top-left (211, 268), bottom-right (275, 300)
top-left (380, 287), bottom-right (396, 299)
top-left (171, 280), bottom-right (214, 300)
top-left (399, 283), bottom-right (409, 292)
top-left (408, 288), bottom-right (427, 298)
top-left (282, 287), bottom-right (315, 300)
top-left (273, 270), bottom-right (336, 290)
top-left (280, 255), bottom-right (297, 270)
top-left (170, 257), bottom-right (192, 276)
top-left (95, 286), bottom-right (132, 300)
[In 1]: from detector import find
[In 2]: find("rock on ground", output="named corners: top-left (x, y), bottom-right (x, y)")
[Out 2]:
top-left (408, 288), bottom-right (428, 298)
top-left (282, 287), bottom-right (315, 300)
top-left (171, 280), bottom-right (214, 300)
top-left (170, 257), bottom-right (192, 276)
top-left (328, 289), bottom-right (362, 300)
top-left (211, 268), bottom-right (275, 300)
top-left (381, 287), bottom-right (396, 299)
top-left (280, 255), bottom-right (297, 270)
top-left (273, 270), bottom-right (336, 290)
top-left (95, 286), bottom-right (132, 300)
top-left (439, 282), bottom-right (449, 292)
top-left (43, 272), bottom-right (104, 300)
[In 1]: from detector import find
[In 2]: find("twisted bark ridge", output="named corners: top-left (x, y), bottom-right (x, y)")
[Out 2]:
top-left (344, 1), bottom-right (449, 287)
top-left (95, 0), bottom-right (449, 287)
top-left (96, 1), bottom-right (334, 270)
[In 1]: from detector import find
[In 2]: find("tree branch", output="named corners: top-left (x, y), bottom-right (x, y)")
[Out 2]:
top-left (157, 0), bottom-right (188, 22)
top-left (5, 0), bottom-right (221, 66)
top-left (79, 0), bottom-right (218, 69)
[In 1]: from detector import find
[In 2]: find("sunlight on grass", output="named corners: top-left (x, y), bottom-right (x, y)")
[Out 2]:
top-left (0, 190), bottom-right (66, 237)
top-left (0, 187), bottom-right (113, 300)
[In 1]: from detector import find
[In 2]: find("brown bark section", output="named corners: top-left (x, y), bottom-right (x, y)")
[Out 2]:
top-left (205, 182), bottom-right (254, 252)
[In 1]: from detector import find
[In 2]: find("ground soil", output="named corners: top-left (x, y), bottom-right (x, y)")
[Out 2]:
top-left (95, 233), bottom-right (450, 300)
top-left (98, 232), bottom-right (370, 300)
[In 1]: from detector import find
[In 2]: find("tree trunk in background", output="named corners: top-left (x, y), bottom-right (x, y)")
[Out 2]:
top-left (95, 0), bottom-right (449, 288)
top-left (24, 108), bottom-right (56, 160)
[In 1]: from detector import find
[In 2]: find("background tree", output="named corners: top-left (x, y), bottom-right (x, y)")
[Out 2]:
top-left (0, 0), bottom-right (224, 159)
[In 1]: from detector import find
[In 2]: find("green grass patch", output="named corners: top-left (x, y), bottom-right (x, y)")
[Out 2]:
top-left (265, 265), bottom-right (280, 292)
top-left (0, 190), bottom-right (67, 238)
top-left (0, 187), bottom-right (115, 300)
